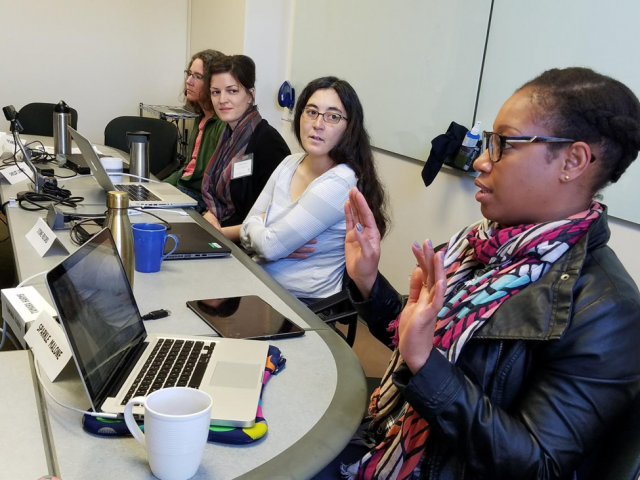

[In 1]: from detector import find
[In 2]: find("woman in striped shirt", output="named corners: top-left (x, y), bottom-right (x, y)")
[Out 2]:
top-left (240, 77), bottom-right (388, 301)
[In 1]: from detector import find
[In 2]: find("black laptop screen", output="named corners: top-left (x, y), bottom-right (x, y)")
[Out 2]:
top-left (46, 229), bottom-right (145, 406)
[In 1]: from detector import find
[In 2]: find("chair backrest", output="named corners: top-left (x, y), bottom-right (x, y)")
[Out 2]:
top-left (104, 116), bottom-right (179, 180)
top-left (18, 103), bottom-right (79, 136)
top-left (585, 391), bottom-right (640, 480)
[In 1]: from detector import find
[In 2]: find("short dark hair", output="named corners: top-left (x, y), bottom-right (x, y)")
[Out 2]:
top-left (519, 67), bottom-right (640, 195)
top-left (293, 77), bottom-right (389, 238)
top-left (208, 55), bottom-right (256, 104)
top-left (184, 49), bottom-right (225, 114)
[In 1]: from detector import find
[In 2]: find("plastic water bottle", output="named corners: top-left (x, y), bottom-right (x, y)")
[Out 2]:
top-left (454, 121), bottom-right (482, 171)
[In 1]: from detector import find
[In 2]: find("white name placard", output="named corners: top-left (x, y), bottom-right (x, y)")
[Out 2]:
top-left (25, 217), bottom-right (69, 257)
top-left (0, 164), bottom-right (29, 184)
top-left (24, 310), bottom-right (72, 382)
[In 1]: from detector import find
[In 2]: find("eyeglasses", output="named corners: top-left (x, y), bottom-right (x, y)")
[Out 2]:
top-left (302, 108), bottom-right (347, 125)
top-left (483, 131), bottom-right (596, 163)
top-left (184, 70), bottom-right (205, 82)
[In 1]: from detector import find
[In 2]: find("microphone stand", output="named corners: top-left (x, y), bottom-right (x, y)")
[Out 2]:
top-left (2, 105), bottom-right (44, 193)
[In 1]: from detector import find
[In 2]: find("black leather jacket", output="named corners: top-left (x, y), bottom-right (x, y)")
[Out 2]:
top-left (347, 209), bottom-right (640, 480)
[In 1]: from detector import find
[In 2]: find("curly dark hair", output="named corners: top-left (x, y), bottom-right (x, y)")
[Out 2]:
top-left (184, 49), bottom-right (225, 114)
top-left (519, 67), bottom-right (640, 195)
top-left (293, 77), bottom-right (389, 238)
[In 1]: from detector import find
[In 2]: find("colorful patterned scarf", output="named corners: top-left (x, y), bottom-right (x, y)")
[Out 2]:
top-left (201, 105), bottom-right (262, 222)
top-left (344, 202), bottom-right (603, 480)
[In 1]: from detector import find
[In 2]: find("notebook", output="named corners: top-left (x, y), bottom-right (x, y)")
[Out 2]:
top-left (67, 126), bottom-right (197, 208)
top-left (45, 228), bottom-right (268, 427)
top-left (164, 223), bottom-right (231, 260)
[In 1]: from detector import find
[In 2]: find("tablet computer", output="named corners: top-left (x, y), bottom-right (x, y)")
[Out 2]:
top-left (186, 295), bottom-right (305, 341)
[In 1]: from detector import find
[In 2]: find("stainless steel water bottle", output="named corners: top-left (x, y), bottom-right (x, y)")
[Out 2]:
top-left (53, 101), bottom-right (72, 155)
top-left (104, 191), bottom-right (135, 288)
top-left (127, 131), bottom-right (151, 182)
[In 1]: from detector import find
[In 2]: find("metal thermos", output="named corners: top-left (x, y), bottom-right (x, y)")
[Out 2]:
top-left (127, 131), bottom-right (151, 182)
top-left (104, 191), bottom-right (135, 288)
top-left (53, 100), bottom-right (72, 155)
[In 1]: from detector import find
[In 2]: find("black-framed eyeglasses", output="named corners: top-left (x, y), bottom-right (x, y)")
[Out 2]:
top-left (483, 131), bottom-right (596, 163)
top-left (184, 70), bottom-right (204, 82)
top-left (302, 108), bottom-right (347, 125)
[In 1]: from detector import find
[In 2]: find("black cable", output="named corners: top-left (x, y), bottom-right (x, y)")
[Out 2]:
top-left (70, 217), bottom-right (105, 246)
top-left (18, 191), bottom-right (84, 212)
top-left (131, 208), bottom-right (171, 230)
top-left (11, 138), bottom-right (34, 183)
top-left (53, 166), bottom-right (78, 179)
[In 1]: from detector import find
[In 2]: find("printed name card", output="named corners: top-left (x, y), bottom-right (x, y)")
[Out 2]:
top-left (25, 217), bottom-right (69, 257)
top-left (24, 310), bottom-right (72, 381)
top-left (0, 164), bottom-right (29, 184)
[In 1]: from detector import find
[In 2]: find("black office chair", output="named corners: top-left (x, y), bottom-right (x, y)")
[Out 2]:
top-left (308, 271), bottom-right (359, 347)
top-left (585, 391), bottom-right (640, 480)
top-left (18, 102), bottom-right (78, 136)
top-left (104, 116), bottom-right (179, 180)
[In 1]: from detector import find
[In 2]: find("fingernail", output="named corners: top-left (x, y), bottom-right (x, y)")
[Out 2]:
top-left (427, 239), bottom-right (433, 249)
top-left (356, 223), bottom-right (363, 232)
top-left (413, 241), bottom-right (421, 249)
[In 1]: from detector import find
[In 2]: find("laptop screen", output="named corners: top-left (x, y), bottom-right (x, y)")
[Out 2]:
top-left (46, 229), bottom-right (146, 407)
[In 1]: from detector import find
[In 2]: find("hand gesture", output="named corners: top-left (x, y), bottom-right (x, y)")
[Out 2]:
top-left (344, 187), bottom-right (381, 300)
top-left (398, 240), bottom-right (446, 374)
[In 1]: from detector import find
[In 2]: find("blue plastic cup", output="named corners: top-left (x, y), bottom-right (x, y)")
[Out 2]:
top-left (132, 223), bottom-right (179, 273)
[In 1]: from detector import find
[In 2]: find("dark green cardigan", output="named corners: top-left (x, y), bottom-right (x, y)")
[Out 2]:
top-left (163, 115), bottom-right (226, 194)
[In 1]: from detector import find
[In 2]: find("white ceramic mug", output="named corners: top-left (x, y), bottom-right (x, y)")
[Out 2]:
top-left (100, 156), bottom-right (124, 182)
top-left (124, 387), bottom-right (212, 480)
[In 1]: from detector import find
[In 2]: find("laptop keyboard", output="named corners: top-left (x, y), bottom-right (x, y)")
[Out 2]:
top-left (115, 184), bottom-right (161, 202)
top-left (121, 338), bottom-right (214, 405)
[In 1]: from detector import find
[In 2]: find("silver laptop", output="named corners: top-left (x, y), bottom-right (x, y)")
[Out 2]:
top-left (67, 126), bottom-right (197, 208)
top-left (45, 228), bottom-right (269, 427)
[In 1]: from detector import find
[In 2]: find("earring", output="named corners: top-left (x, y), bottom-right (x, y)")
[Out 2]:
top-left (564, 175), bottom-right (570, 181)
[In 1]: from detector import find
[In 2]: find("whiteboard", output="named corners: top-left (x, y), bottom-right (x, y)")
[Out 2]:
top-left (475, 0), bottom-right (640, 224)
top-left (290, 0), bottom-right (492, 161)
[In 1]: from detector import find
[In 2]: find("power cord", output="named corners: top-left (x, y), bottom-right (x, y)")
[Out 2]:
top-left (0, 268), bottom-right (119, 418)
top-left (17, 181), bottom-right (85, 211)
top-left (69, 209), bottom-right (170, 246)
top-left (34, 360), bottom-right (120, 419)
top-left (70, 217), bottom-right (105, 246)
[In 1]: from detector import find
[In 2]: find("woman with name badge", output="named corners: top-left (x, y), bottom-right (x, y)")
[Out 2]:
top-left (320, 67), bottom-right (640, 480)
top-left (201, 55), bottom-right (290, 241)
top-left (239, 77), bottom-right (388, 301)
top-left (164, 49), bottom-right (227, 213)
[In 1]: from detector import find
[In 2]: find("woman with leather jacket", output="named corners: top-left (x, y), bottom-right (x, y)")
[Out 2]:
top-left (325, 67), bottom-right (640, 480)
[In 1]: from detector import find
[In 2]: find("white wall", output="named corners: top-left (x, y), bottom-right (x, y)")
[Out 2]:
top-left (276, 2), bottom-right (640, 292)
top-left (0, 0), bottom-right (188, 144)
top-left (243, 0), bottom-right (293, 132)
top-left (202, 0), bottom-right (640, 292)
top-left (190, 0), bottom-right (246, 56)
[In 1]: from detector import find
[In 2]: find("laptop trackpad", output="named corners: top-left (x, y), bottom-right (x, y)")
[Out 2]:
top-left (209, 362), bottom-right (262, 389)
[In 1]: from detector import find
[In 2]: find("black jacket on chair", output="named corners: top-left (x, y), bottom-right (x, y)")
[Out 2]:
top-left (347, 208), bottom-right (640, 480)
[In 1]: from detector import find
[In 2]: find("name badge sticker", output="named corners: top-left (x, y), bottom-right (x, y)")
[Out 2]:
top-left (0, 164), bottom-right (29, 184)
top-left (25, 217), bottom-right (69, 257)
top-left (24, 310), bottom-right (72, 382)
top-left (232, 154), bottom-right (254, 179)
